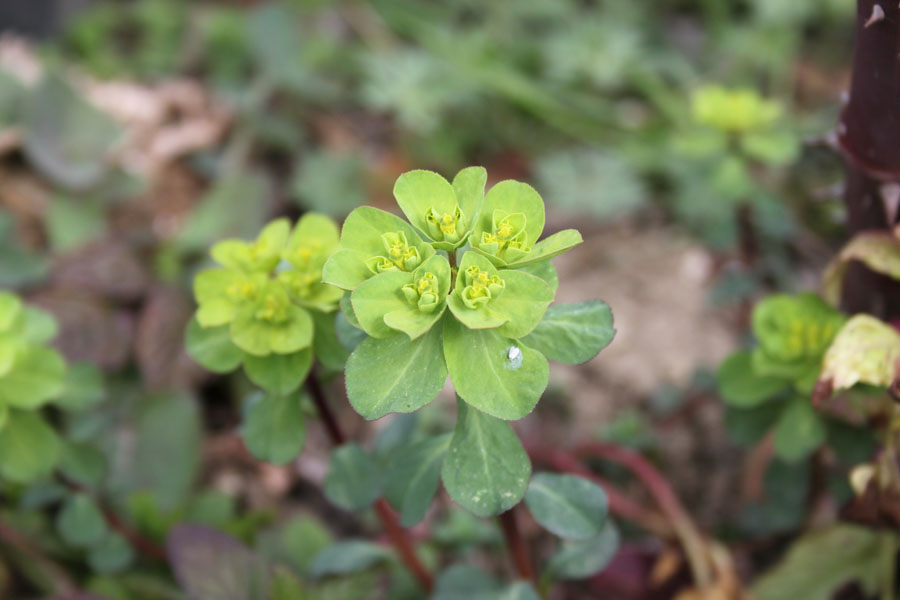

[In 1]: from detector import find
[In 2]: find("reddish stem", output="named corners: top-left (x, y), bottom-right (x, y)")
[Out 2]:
top-left (306, 371), bottom-right (434, 593)
top-left (498, 507), bottom-right (536, 584)
top-left (527, 445), bottom-right (672, 537)
top-left (57, 475), bottom-right (167, 562)
top-left (572, 442), bottom-right (712, 587)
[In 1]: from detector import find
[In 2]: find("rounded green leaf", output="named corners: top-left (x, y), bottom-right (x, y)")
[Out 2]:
top-left (310, 309), bottom-right (350, 371)
top-left (545, 521), bottom-right (620, 580)
top-left (308, 540), bottom-right (391, 578)
top-left (472, 180), bottom-right (546, 266)
top-left (21, 306), bottom-right (57, 344)
top-left (243, 392), bottom-right (307, 465)
top-left (441, 400), bottom-right (531, 517)
top-left (491, 270), bottom-right (554, 339)
top-left (443, 318), bottom-right (548, 421)
top-left (394, 170), bottom-right (458, 239)
top-left (0, 411), bottom-right (60, 482)
top-left (324, 443), bottom-right (383, 512)
top-left (230, 302), bottom-right (313, 357)
top-left (452, 166), bottom-right (487, 227)
top-left (521, 301), bottom-right (615, 365)
top-left (322, 248), bottom-right (373, 291)
top-left (345, 327), bottom-right (448, 420)
top-left (525, 473), bottom-right (608, 540)
top-left (350, 271), bottom-right (412, 338)
top-left (384, 434), bottom-right (451, 526)
top-left (59, 441), bottom-right (106, 489)
top-left (773, 398), bottom-right (826, 463)
top-left (336, 206), bottom-right (435, 268)
top-left (56, 493), bottom-right (108, 548)
top-left (0, 345), bottom-right (66, 409)
top-left (52, 362), bottom-right (104, 412)
top-left (185, 317), bottom-right (243, 374)
top-left (87, 532), bottom-right (135, 574)
top-left (243, 349), bottom-right (312, 396)
top-left (716, 351), bottom-right (787, 408)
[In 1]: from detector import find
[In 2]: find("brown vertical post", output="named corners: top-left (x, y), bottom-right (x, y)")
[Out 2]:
top-left (837, 1), bottom-right (900, 319)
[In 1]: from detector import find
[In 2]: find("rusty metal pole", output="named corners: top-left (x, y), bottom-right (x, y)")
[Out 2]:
top-left (837, 1), bottom-right (900, 319)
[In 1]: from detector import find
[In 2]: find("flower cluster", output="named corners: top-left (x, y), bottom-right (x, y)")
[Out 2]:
top-left (188, 214), bottom-right (343, 392)
top-left (325, 168), bottom-right (582, 421)
top-left (751, 293), bottom-right (847, 391)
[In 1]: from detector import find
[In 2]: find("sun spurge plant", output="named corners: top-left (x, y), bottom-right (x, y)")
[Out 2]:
top-left (717, 293), bottom-right (847, 462)
top-left (186, 213), bottom-right (347, 462)
top-left (0, 291), bottom-right (68, 482)
top-left (319, 167), bottom-right (614, 515)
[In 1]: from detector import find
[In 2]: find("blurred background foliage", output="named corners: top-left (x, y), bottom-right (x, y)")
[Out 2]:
top-left (0, 0), bottom-right (873, 598)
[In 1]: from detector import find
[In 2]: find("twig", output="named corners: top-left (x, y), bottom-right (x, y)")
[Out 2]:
top-left (57, 475), bottom-right (167, 562)
top-left (527, 445), bottom-right (673, 537)
top-left (573, 442), bottom-right (713, 588)
top-left (306, 370), bottom-right (434, 592)
top-left (498, 507), bottom-right (536, 584)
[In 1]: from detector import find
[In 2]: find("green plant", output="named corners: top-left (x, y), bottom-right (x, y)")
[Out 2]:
top-left (182, 166), bottom-right (617, 595)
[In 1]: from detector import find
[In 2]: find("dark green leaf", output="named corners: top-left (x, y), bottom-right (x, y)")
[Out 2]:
top-left (716, 351), bottom-right (787, 408)
top-left (56, 493), bottom-right (108, 548)
top-left (384, 434), bottom-right (451, 526)
top-left (524, 473), bottom-right (607, 540)
top-left (309, 540), bottom-right (391, 578)
top-left (185, 317), bottom-right (243, 374)
top-left (324, 443), bottom-right (383, 512)
top-left (545, 521), bottom-right (619, 580)
top-left (441, 400), bottom-right (531, 517)
top-left (0, 411), bottom-right (60, 483)
top-left (520, 301), bottom-right (614, 365)
top-left (243, 349), bottom-right (312, 396)
top-left (243, 392), bottom-right (307, 465)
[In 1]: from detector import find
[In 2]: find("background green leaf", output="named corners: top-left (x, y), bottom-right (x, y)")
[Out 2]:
top-left (243, 392), bottom-right (307, 465)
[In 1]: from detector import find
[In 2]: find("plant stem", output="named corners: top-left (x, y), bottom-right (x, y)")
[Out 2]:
top-left (573, 442), bottom-right (713, 589)
top-left (56, 475), bottom-right (167, 562)
top-left (305, 370), bottom-right (434, 592)
top-left (882, 533), bottom-right (898, 600)
top-left (498, 507), bottom-right (536, 584)
top-left (0, 516), bottom-right (77, 596)
top-left (527, 444), bottom-right (673, 537)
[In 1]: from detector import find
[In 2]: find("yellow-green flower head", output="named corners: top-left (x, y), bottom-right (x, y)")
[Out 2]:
top-left (751, 292), bottom-right (847, 387)
top-left (691, 85), bottom-right (782, 134)
top-left (191, 214), bottom-right (343, 358)
top-left (402, 271), bottom-right (442, 313)
top-left (460, 265), bottom-right (506, 309)
top-left (365, 231), bottom-right (422, 274)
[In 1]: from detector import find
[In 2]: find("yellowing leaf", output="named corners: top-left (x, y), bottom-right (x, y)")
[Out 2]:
top-left (823, 233), bottom-right (900, 305)
top-left (820, 315), bottom-right (900, 393)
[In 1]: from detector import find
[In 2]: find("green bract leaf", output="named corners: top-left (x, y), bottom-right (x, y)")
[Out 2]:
top-left (324, 443), bottom-right (383, 512)
top-left (351, 272), bottom-right (411, 338)
top-left (211, 218), bottom-right (291, 273)
top-left (751, 293), bottom-right (846, 386)
top-left (773, 398), bottom-right (826, 463)
top-left (0, 410), bottom-right (60, 482)
top-left (524, 473), bottom-right (608, 540)
top-left (472, 180), bottom-right (545, 267)
top-left (514, 260), bottom-right (559, 293)
top-left (0, 345), bottom-right (66, 409)
top-left (384, 433), bottom-right (451, 526)
top-left (452, 166), bottom-right (487, 230)
top-left (716, 351), bottom-right (787, 408)
top-left (384, 255), bottom-right (452, 339)
top-left (243, 349), bottom-right (312, 396)
top-left (309, 540), bottom-right (391, 578)
top-left (56, 493), bottom-right (108, 548)
top-left (185, 317), bottom-right (243, 374)
top-left (517, 229), bottom-right (583, 266)
top-left (545, 521), bottom-right (620, 581)
top-left (230, 285), bottom-right (313, 356)
top-left (243, 392), bottom-right (307, 465)
top-left (441, 400), bottom-right (531, 517)
top-left (490, 270), bottom-right (554, 339)
top-left (394, 169), bottom-right (469, 250)
top-left (521, 301), bottom-right (615, 364)
top-left (280, 213), bottom-right (343, 311)
top-left (444, 318), bottom-right (548, 421)
top-left (194, 270), bottom-right (267, 328)
top-left (345, 326), bottom-right (447, 420)
top-left (323, 207), bottom-right (435, 291)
